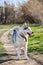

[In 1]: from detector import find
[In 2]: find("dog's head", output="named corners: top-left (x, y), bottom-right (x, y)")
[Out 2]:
top-left (22, 22), bottom-right (34, 36)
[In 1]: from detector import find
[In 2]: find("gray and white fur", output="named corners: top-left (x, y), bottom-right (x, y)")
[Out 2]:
top-left (8, 23), bottom-right (33, 60)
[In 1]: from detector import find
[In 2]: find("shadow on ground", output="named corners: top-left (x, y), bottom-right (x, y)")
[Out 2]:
top-left (28, 54), bottom-right (43, 65)
top-left (0, 53), bottom-right (43, 65)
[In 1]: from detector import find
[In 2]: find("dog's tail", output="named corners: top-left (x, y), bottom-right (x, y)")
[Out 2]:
top-left (12, 29), bottom-right (17, 43)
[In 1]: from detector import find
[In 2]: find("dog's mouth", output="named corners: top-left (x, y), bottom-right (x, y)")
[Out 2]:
top-left (27, 32), bottom-right (34, 36)
top-left (27, 32), bottom-right (31, 36)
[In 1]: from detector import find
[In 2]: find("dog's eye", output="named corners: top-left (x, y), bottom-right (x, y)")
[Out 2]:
top-left (24, 27), bottom-right (28, 30)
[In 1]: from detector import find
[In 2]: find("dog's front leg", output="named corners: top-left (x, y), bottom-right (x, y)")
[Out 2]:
top-left (16, 47), bottom-right (20, 60)
top-left (24, 43), bottom-right (29, 60)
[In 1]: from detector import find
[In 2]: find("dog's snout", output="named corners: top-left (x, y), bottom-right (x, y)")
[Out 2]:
top-left (32, 32), bottom-right (34, 33)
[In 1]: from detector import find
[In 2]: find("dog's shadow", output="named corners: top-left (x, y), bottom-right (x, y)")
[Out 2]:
top-left (0, 53), bottom-right (27, 64)
top-left (0, 53), bottom-right (43, 65)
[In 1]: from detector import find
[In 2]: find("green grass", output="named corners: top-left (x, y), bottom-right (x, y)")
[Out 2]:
top-left (28, 24), bottom-right (43, 54)
top-left (0, 42), bottom-right (4, 54)
top-left (0, 24), bottom-right (43, 55)
top-left (0, 24), bottom-right (14, 29)
top-left (0, 42), bottom-right (3, 47)
top-left (0, 24), bottom-right (22, 29)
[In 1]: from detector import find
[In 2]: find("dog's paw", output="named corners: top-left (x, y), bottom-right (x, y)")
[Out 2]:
top-left (25, 56), bottom-right (29, 60)
top-left (16, 56), bottom-right (20, 60)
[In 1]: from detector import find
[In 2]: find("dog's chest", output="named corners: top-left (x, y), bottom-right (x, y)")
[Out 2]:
top-left (12, 33), bottom-right (28, 48)
top-left (18, 35), bottom-right (28, 47)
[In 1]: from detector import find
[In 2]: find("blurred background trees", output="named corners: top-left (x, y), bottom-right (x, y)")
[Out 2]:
top-left (4, 1), bottom-right (15, 24)
top-left (0, 0), bottom-right (43, 24)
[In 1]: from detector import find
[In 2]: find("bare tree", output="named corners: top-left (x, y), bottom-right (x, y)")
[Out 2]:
top-left (19, 0), bottom-right (43, 24)
top-left (0, 7), bottom-right (4, 24)
top-left (4, 1), bottom-right (15, 24)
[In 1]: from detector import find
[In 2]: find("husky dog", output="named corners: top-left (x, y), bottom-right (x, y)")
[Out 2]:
top-left (8, 23), bottom-right (33, 60)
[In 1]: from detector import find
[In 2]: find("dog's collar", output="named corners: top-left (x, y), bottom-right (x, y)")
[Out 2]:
top-left (20, 34), bottom-right (27, 42)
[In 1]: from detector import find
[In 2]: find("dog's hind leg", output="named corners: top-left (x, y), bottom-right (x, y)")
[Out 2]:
top-left (16, 47), bottom-right (20, 60)
top-left (13, 48), bottom-right (17, 55)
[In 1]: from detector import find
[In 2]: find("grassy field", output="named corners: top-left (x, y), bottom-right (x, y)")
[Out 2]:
top-left (28, 24), bottom-right (43, 54)
top-left (0, 24), bottom-right (22, 29)
top-left (0, 24), bottom-right (43, 55)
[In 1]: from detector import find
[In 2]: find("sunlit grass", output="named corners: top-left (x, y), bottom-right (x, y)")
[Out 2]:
top-left (28, 25), bottom-right (43, 54)
top-left (0, 24), bottom-right (22, 29)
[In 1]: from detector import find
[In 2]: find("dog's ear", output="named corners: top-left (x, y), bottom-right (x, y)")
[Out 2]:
top-left (22, 22), bottom-right (26, 27)
top-left (24, 22), bottom-right (29, 27)
top-left (26, 20), bottom-right (29, 26)
top-left (24, 22), bottom-right (27, 26)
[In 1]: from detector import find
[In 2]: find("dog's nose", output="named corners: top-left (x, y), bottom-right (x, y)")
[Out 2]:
top-left (32, 32), bottom-right (34, 33)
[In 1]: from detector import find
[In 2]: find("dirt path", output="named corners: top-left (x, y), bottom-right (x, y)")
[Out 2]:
top-left (0, 31), bottom-right (43, 65)
top-left (0, 31), bottom-right (18, 54)
top-left (0, 54), bottom-right (43, 65)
